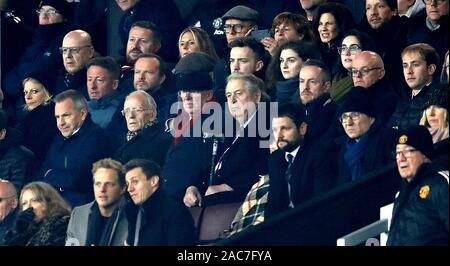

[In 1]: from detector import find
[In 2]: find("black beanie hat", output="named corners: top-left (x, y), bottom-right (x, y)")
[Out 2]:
top-left (338, 87), bottom-right (376, 118)
top-left (423, 86), bottom-right (449, 110)
top-left (24, 71), bottom-right (54, 94)
top-left (39, 0), bottom-right (73, 20)
top-left (397, 125), bottom-right (434, 159)
top-left (176, 72), bottom-right (213, 92)
top-left (174, 52), bottom-right (216, 75)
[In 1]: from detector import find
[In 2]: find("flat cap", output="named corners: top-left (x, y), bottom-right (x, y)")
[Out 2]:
top-left (222, 5), bottom-right (259, 22)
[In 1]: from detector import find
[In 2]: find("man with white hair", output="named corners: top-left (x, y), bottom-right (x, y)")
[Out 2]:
top-left (114, 90), bottom-right (172, 167)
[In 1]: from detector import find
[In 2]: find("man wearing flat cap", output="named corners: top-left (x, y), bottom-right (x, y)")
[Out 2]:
top-left (387, 125), bottom-right (449, 246)
top-left (333, 87), bottom-right (397, 186)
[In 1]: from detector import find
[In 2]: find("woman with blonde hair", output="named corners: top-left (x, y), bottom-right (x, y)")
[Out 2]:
top-left (178, 26), bottom-right (219, 61)
top-left (4, 182), bottom-right (71, 246)
top-left (17, 72), bottom-right (58, 167)
top-left (420, 85), bottom-right (449, 143)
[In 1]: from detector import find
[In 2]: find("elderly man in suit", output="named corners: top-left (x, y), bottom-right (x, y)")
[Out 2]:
top-left (66, 158), bottom-right (128, 246)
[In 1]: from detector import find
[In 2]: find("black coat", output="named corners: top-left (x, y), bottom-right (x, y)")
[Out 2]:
top-left (125, 188), bottom-right (196, 246)
top-left (114, 122), bottom-right (172, 167)
top-left (265, 138), bottom-right (337, 220)
top-left (0, 128), bottom-right (36, 193)
top-left (17, 102), bottom-right (58, 166)
top-left (387, 163), bottom-right (449, 246)
top-left (334, 121), bottom-right (397, 186)
top-left (54, 69), bottom-right (88, 99)
top-left (37, 117), bottom-right (114, 207)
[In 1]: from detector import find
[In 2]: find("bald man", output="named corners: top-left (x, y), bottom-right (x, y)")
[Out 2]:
top-left (0, 181), bottom-right (18, 245)
top-left (55, 30), bottom-right (95, 97)
top-left (350, 51), bottom-right (400, 123)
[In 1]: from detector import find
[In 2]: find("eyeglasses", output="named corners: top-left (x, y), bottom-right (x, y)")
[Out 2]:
top-left (394, 148), bottom-right (418, 159)
top-left (223, 24), bottom-right (248, 33)
top-left (349, 67), bottom-right (381, 77)
top-left (59, 46), bottom-right (92, 55)
top-left (36, 8), bottom-right (59, 16)
top-left (422, 0), bottom-right (447, 5)
top-left (121, 107), bottom-right (150, 116)
top-left (337, 44), bottom-right (362, 55)
top-left (339, 112), bottom-right (362, 123)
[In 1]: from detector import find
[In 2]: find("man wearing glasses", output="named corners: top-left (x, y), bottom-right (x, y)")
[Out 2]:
top-left (0, 180), bottom-right (18, 246)
top-left (406, 0), bottom-right (449, 64)
top-left (334, 87), bottom-right (397, 186)
top-left (114, 90), bottom-right (172, 168)
top-left (387, 125), bottom-right (448, 245)
top-left (350, 51), bottom-right (399, 124)
top-left (55, 30), bottom-right (95, 98)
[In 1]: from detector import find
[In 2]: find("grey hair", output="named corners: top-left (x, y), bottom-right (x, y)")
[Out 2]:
top-left (126, 90), bottom-right (157, 115)
top-left (226, 73), bottom-right (265, 97)
top-left (54, 89), bottom-right (88, 110)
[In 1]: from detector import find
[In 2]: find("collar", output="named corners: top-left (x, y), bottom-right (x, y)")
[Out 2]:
top-left (425, 16), bottom-right (440, 31)
top-left (285, 145), bottom-right (300, 162)
top-left (411, 81), bottom-right (432, 98)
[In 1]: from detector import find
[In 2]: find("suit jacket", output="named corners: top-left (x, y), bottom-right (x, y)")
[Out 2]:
top-left (211, 110), bottom-right (270, 201)
top-left (265, 138), bottom-right (337, 220)
top-left (66, 200), bottom-right (128, 246)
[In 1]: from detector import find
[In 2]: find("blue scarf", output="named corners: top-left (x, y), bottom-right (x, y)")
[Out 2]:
top-left (344, 120), bottom-right (380, 181)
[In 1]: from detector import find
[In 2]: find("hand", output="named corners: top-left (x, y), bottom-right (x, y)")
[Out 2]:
top-left (260, 37), bottom-right (277, 56)
top-left (205, 184), bottom-right (233, 196)
top-left (15, 208), bottom-right (35, 232)
top-left (183, 186), bottom-right (202, 207)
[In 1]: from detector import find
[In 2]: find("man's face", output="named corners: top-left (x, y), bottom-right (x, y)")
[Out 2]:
top-left (351, 54), bottom-right (384, 88)
top-left (340, 112), bottom-right (375, 139)
top-left (0, 184), bottom-right (17, 222)
top-left (179, 91), bottom-right (211, 117)
top-left (280, 49), bottom-right (303, 80)
top-left (93, 168), bottom-right (125, 212)
top-left (115, 0), bottom-right (140, 11)
top-left (402, 52), bottom-right (435, 90)
top-left (126, 26), bottom-right (159, 64)
top-left (425, 0), bottom-right (449, 23)
top-left (396, 144), bottom-right (427, 181)
top-left (55, 98), bottom-right (87, 138)
top-left (134, 57), bottom-right (164, 92)
top-left (300, 0), bottom-right (325, 11)
top-left (272, 117), bottom-right (304, 152)
top-left (123, 94), bottom-right (153, 132)
top-left (38, 5), bottom-right (64, 25)
top-left (223, 19), bottom-right (255, 44)
top-left (126, 167), bottom-right (157, 205)
top-left (225, 79), bottom-right (260, 125)
top-left (87, 66), bottom-right (118, 100)
top-left (299, 65), bottom-right (330, 105)
top-left (366, 0), bottom-right (396, 29)
top-left (62, 34), bottom-right (93, 74)
top-left (230, 47), bottom-right (262, 74)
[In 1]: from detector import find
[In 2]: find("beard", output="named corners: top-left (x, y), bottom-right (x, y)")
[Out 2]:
top-left (277, 138), bottom-right (302, 153)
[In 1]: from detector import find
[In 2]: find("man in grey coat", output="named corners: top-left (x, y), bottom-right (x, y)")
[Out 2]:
top-left (66, 158), bottom-right (128, 246)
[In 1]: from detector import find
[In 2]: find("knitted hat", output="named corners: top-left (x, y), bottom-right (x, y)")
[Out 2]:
top-left (39, 0), bottom-right (73, 20)
top-left (174, 52), bottom-right (216, 75)
top-left (24, 71), bottom-right (54, 94)
top-left (423, 86), bottom-right (449, 110)
top-left (176, 72), bottom-right (213, 92)
top-left (397, 125), bottom-right (433, 159)
top-left (222, 5), bottom-right (259, 22)
top-left (338, 87), bottom-right (376, 118)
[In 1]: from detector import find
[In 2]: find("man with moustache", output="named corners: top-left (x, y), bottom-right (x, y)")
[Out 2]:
top-left (265, 103), bottom-right (335, 219)
top-left (65, 158), bottom-right (128, 246)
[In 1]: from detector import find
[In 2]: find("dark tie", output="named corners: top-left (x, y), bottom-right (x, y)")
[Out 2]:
top-left (285, 154), bottom-right (294, 208)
